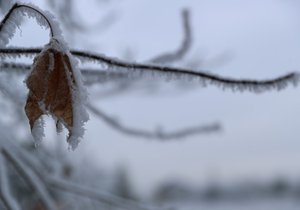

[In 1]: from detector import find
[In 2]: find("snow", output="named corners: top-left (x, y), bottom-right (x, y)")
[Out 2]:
top-left (31, 118), bottom-right (45, 146)
top-left (65, 50), bottom-right (89, 150)
top-left (27, 39), bottom-right (89, 150)
top-left (17, 3), bottom-right (66, 44)
top-left (0, 7), bottom-right (23, 47)
top-left (0, 2), bottom-right (68, 48)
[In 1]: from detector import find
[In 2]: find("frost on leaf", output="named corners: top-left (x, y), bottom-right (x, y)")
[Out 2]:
top-left (25, 39), bottom-right (88, 150)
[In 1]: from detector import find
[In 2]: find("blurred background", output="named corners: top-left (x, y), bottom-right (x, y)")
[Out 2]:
top-left (1, 0), bottom-right (300, 209)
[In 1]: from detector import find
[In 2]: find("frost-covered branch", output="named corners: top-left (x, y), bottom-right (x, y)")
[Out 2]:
top-left (72, 52), bottom-right (300, 92)
top-left (150, 9), bottom-right (192, 64)
top-left (0, 47), bottom-right (298, 92)
top-left (0, 61), bottom-right (129, 85)
top-left (0, 3), bottom-right (55, 45)
top-left (88, 104), bottom-right (220, 140)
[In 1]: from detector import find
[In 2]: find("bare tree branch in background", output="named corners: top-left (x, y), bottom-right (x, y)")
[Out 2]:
top-left (103, 8), bottom-right (193, 97)
top-left (0, 0), bottom-right (14, 15)
top-left (46, 0), bottom-right (87, 31)
top-left (88, 104), bottom-right (221, 140)
top-left (0, 61), bottom-right (221, 140)
top-left (46, 0), bottom-right (120, 39)
top-left (82, 8), bottom-right (194, 98)
top-left (150, 9), bottom-right (192, 64)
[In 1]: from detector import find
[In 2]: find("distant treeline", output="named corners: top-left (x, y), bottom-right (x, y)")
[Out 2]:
top-left (153, 177), bottom-right (300, 202)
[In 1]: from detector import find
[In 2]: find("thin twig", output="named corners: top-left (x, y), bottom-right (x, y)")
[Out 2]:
top-left (88, 104), bottom-right (221, 140)
top-left (107, 8), bottom-right (193, 97)
top-left (0, 47), bottom-right (298, 92)
top-left (0, 3), bottom-right (54, 37)
top-left (150, 9), bottom-right (192, 64)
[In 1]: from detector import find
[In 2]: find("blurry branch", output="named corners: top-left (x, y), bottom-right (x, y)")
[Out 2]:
top-left (0, 47), bottom-right (299, 92)
top-left (0, 62), bottom-right (222, 140)
top-left (92, 8), bottom-right (193, 98)
top-left (46, 0), bottom-right (87, 31)
top-left (92, 8), bottom-right (192, 97)
top-left (88, 104), bottom-right (221, 140)
top-left (150, 9), bottom-right (192, 64)
top-left (93, 82), bottom-right (133, 98)
top-left (1, 147), bottom-right (56, 210)
top-left (83, 70), bottom-right (130, 86)
top-left (102, 8), bottom-right (193, 97)
top-left (46, 0), bottom-right (119, 36)
top-left (0, 140), bottom-right (168, 210)
top-left (183, 50), bottom-right (234, 70)
top-left (12, 144), bottom-right (167, 210)
top-left (0, 0), bottom-right (13, 15)
top-left (0, 154), bottom-right (20, 210)
top-left (0, 62), bottom-right (30, 74)
top-left (47, 177), bottom-right (157, 210)
top-left (93, 11), bottom-right (119, 33)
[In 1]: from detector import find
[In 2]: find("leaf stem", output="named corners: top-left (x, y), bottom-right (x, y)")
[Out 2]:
top-left (0, 3), bottom-right (54, 37)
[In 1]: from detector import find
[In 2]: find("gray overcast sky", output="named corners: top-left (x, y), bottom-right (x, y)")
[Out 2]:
top-left (8, 0), bottom-right (300, 194)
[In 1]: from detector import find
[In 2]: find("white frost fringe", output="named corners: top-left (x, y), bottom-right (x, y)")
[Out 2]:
top-left (66, 52), bottom-right (89, 150)
top-left (31, 39), bottom-right (89, 150)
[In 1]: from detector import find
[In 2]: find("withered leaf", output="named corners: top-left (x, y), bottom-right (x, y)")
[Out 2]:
top-left (25, 40), bottom-right (77, 144)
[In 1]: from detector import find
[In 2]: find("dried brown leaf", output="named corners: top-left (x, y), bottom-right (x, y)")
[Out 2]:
top-left (25, 41), bottom-right (77, 143)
